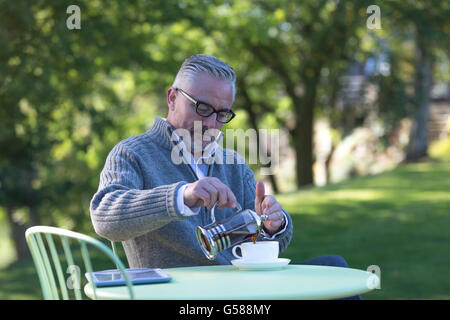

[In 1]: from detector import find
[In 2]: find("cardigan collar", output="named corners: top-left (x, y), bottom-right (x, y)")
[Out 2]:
top-left (146, 116), bottom-right (223, 164)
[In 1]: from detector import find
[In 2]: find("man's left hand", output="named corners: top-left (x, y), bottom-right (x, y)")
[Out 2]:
top-left (254, 181), bottom-right (285, 235)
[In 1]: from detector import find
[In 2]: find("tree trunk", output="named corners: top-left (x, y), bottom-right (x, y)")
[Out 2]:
top-left (6, 207), bottom-right (31, 260)
top-left (292, 93), bottom-right (314, 187)
top-left (250, 114), bottom-right (280, 194)
top-left (292, 72), bottom-right (320, 187)
top-left (293, 111), bottom-right (314, 187)
top-left (237, 80), bottom-right (280, 193)
top-left (324, 143), bottom-right (335, 185)
top-left (406, 28), bottom-right (433, 161)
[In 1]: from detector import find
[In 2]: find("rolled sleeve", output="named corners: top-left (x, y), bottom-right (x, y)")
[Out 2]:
top-left (177, 184), bottom-right (201, 217)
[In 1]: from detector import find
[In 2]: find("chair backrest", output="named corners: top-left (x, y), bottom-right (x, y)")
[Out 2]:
top-left (110, 241), bottom-right (123, 269)
top-left (25, 226), bottom-right (134, 300)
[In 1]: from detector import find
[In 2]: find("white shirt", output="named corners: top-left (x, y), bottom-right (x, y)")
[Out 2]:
top-left (166, 120), bottom-right (288, 240)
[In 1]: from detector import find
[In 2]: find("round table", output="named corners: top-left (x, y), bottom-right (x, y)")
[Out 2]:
top-left (84, 264), bottom-right (379, 300)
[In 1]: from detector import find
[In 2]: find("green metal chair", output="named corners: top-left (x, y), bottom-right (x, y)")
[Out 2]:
top-left (110, 241), bottom-right (122, 269)
top-left (25, 226), bottom-right (135, 300)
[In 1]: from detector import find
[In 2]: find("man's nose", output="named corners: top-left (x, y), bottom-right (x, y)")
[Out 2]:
top-left (203, 112), bottom-right (218, 128)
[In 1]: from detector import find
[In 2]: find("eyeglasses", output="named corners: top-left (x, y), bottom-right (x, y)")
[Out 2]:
top-left (175, 87), bottom-right (236, 124)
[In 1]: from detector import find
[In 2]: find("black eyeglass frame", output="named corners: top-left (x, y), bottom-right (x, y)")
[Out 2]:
top-left (174, 87), bottom-right (236, 124)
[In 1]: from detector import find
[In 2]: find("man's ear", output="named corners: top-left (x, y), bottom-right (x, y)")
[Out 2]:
top-left (167, 87), bottom-right (176, 111)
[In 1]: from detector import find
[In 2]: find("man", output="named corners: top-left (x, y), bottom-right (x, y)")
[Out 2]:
top-left (90, 55), bottom-right (359, 301)
top-left (90, 54), bottom-right (292, 268)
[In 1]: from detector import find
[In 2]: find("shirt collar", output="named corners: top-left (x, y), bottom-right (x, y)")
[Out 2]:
top-left (163, 118), bottom-right (223, 163)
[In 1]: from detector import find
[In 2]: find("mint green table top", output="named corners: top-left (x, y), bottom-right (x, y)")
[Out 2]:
top-left (84, 265), bottom-right (379, 300)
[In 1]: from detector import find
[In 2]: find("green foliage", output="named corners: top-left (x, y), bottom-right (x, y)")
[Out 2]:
top-left (429, 137), bottom-right (450, 161)
top-left (0, 0), bottom-right (186, 234)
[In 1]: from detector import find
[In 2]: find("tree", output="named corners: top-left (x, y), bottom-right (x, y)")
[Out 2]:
top-left (0, 0), bottom-right (186, 259)
top-left (198, 0), bottom-right (374, 187)
top-left (384, 0), bottom-right (450, 160)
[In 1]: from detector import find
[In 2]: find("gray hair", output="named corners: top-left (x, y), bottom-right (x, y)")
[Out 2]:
top-left (172, 54), bottom-right (236, 101)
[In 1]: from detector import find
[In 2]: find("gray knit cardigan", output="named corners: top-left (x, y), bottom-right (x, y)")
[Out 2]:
top-left (90, 117), bottom-right (293, 268)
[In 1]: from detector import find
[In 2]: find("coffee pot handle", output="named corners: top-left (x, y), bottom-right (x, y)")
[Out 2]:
top-left (210, 201), bottom-right (242, 224)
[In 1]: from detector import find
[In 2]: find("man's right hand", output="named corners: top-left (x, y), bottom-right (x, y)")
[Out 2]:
top-left (183, 177), bottom-right (237, 210)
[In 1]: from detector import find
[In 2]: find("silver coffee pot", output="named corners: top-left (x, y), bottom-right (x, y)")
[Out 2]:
top-left (196, 202), bottom-right (268, 260)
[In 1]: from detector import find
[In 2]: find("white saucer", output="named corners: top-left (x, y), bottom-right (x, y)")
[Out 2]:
top-left (231, 258), bottom-right (291, 270)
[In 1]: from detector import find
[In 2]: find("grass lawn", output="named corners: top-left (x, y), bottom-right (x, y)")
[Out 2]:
top-left (278, 160), bottom-right (450, 299)
top-left (0, 160), bottom-right (449, 299)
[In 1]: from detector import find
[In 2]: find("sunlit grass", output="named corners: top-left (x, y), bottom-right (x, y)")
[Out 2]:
top-left (278, 161), bottom-right (450, 299)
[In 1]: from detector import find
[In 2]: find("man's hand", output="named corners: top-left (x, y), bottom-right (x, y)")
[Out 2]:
top-left (184, 177), bottom-right (237, 210)
top-left (255, 181), bottom-right (285, 235)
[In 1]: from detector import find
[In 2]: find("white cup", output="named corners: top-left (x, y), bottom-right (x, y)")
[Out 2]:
top-left (231, 241), bottom-right (279, 263)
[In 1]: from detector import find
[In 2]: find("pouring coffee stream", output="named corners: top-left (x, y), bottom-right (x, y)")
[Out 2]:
top-left (196, 201), bottom-right (268, 260)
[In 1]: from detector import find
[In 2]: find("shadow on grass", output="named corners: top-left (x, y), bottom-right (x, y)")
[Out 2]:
top-left (0, 258), bottom-right (43, 299)
top-left (0, 242), bottom-right (127, 300)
